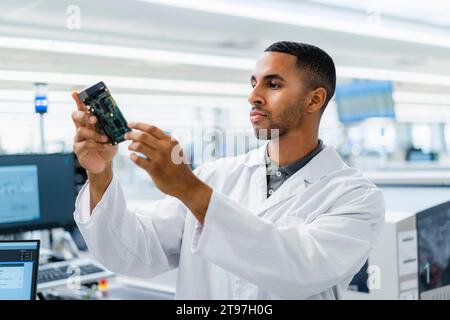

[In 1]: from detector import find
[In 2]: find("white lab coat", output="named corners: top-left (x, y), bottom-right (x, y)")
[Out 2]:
top-left (74, 143), bottom-right (385, 299)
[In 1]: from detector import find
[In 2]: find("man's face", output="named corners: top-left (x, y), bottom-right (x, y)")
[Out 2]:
top-left (249, 52), bottom-right (308, 140)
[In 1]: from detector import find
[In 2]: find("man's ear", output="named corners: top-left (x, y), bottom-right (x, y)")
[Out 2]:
top-left (306, 87), bottom-right (327, 114)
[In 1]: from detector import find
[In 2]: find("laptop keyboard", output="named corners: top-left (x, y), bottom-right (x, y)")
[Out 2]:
top-left (38, 263), bottom-right (106, 284)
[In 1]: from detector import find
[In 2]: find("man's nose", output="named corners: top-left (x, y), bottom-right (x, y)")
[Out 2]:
top-left (248, 86), bottom-right (265, 106)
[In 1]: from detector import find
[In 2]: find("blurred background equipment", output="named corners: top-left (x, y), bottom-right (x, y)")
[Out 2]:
top-left (335, 80), bottom-right (395, 124)
top-left (344, 199), bottom-right (450, 300)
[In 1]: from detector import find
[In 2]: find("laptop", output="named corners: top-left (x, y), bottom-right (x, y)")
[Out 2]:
top-left (0, 240), bottom-right (40, 300)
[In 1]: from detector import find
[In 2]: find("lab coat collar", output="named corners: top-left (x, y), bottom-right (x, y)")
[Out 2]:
top-left (244, 141), bottom-right (346, 184)
top-left (247, 143), bottom-right (347, 214)
top-left (300, 144), bottom-right (347, 184)
top-left (243, 141), bottom-right (269, 168)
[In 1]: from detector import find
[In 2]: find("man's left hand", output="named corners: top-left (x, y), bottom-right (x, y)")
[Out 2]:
top-left (125, 122), bottom-right (212, 224)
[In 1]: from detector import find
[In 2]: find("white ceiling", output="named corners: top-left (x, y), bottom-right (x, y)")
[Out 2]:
top-left (308, 0), bottom-right (450, 27)
top-left (0, 0), bottom-right (450, 95)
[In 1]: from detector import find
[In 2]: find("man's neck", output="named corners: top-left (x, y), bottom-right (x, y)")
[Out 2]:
top-left (268, 129), bottom-right (319, 167)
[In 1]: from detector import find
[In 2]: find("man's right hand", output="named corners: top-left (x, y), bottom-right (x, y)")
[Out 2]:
top-left (71, 91), bottom-right (119, 212)
top-left (71, 91), bottom-right (118, 174)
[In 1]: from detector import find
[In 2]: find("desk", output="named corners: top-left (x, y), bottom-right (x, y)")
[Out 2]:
top-left (38, 250), bottom-right (176, 300)
top-left (104, 274), bottom-right (175, 300)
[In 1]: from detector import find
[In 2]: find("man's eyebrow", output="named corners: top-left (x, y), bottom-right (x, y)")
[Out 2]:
top-left (250, 74), bottom-right (286, 82)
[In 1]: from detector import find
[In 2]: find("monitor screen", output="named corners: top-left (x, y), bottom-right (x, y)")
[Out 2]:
top-left (417, 201), bottom-right (450, 299)
top-left (0, 165), bottom-right (40, 224)
top-left (335, 80), bottom-right (395, 124)
top-left (0, 240), bottom-right (40, 300)
top-left (0, 153), bottom-right (77, 234)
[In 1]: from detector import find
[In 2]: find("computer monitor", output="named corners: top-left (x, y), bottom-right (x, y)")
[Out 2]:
top-left (0, 240), bottom-right (40, 300)
top-left (417, 201), bottom-right (450, 300)
top-left (335, 80), bottom-right (396, 124)
top-left (0, 153), bottom-right (78, 234)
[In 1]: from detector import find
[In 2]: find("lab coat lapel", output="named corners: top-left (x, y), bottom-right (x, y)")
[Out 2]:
top-left (245, 142), bottom-right (270, 208)
top-left (256, 170), bottom-right (306, 215)
top-left (245, 145), bottom-right (346, 215)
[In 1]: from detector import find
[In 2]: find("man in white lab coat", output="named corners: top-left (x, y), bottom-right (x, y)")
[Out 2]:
top-left (71, 41), bottom-right (385, 299)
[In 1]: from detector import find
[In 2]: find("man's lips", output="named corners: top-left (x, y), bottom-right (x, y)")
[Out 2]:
top-left (250, 110), bottom-right (267, 122)
top-left (250, 110), bottom-right (266, 117)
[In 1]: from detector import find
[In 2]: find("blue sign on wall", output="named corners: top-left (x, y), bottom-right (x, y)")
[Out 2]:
top-left (34, 95), bottom-right (48, 114)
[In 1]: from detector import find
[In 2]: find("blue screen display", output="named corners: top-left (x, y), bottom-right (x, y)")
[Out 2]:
top-left (0, 242), bottom-right (38, 300)
top-left (335, 80), bottom-right (396, 124)
top-left (0, 165), bottom-right (40, 224)
top-left (0, 153), bottom-right (77, 233)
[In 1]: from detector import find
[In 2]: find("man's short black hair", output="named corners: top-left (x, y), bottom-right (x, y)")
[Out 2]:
top-left (264, 41), bottom-right (336, 110)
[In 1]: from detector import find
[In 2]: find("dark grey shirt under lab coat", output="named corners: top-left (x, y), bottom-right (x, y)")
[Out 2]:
top-left (265, 140), bottom-right (324, 198)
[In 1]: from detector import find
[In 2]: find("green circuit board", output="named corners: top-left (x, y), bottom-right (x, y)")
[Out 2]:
top-left (78, 82), bottom-right (131, 145)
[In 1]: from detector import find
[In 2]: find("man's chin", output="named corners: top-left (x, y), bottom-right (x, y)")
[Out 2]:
top-left (253, 127), bottom-right (280, 140)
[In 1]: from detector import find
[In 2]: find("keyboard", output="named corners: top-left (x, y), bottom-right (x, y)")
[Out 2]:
top-left (38, 259), bottom-right (114, 290)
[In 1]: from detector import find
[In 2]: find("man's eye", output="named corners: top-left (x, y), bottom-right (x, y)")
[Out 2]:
top-left (269, 82), bottom-right (281, 89)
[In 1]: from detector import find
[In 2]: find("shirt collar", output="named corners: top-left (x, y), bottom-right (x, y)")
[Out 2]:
top-left (244, 140), bottom-right (346, 184)
top-left (264, 140), bottom-right (324, 177)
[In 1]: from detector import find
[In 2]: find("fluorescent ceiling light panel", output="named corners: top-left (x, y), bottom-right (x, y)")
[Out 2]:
top-left (308, 0), bottom-right (450, 28)
top-left (337, 66), bottom-right (450, 87)
top-left (394, 92), bottom-right (450, 105)
top-left (1, 65), bottom-right (450, 94)
top-left (0, 36), bottom-right (255, 70)
top-left (0, 70), bottom-right (249, 95)
top-left (137, 0), bottom-right (450, 49)
top-left (0, 90), bottom-right (247, 110)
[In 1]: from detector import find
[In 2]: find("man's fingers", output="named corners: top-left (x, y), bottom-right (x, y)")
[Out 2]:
top-left (127, 122), bottom-right (170, 141)
top-left (71, 90), bottom-right (88, 112)
top-left (130, 153), bottom-right (152, 171)
top-left (73, 140), bottom-right (109, 155)
top-left (124, 130), bottom-right (163, 149)
top-left (75, 126), bottom-right (108, 143)
top-left (72, 110), bottom-right (97, 128)
top-left (128, 141), bottom-right (158, 160)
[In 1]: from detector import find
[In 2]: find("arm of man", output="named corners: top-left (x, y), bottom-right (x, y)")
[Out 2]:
top-left (74, 173), bottom-right (189, 278)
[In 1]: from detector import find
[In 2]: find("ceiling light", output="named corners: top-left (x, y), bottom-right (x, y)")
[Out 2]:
top-left (338, 66), bottom-right (450, 87)
top-left (0, 36), bottom-right (255, 70)
top-left (0, 70), bottom-right (249, 95)
top-left (137, 0), bottom-right (450, 49)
